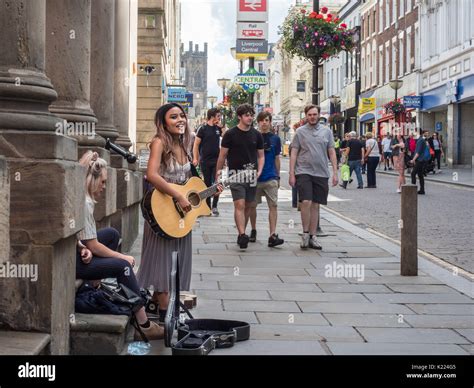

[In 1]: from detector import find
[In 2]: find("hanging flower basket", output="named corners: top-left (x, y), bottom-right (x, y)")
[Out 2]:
top-left (328, 113), bottom-right (345, 125)
top-left (279, 5), bottom-right (356, 64)
top-left (384, 100), bottom-right (406, 115)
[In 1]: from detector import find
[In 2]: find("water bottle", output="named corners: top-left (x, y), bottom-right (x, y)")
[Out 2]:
top-left (127, 341), bottom-right (151, 355)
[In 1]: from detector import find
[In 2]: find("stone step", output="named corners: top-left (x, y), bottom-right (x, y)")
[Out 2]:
top-left (70, 313), bottom-right (133, 355)
top-left (0, 331), bottom-right (50, 355)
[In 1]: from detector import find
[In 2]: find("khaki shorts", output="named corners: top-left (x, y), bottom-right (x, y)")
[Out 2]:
top-left (254, 179), bottom-right (279, 207)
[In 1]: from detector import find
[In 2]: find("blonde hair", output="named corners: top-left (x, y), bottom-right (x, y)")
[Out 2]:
top-left (366, 132), bottom-right (373, 139)
top-left (79, 151), bottom-right (107, 201)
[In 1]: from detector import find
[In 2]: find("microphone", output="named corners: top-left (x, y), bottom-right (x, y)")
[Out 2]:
top-left (105, 139), bottom-right (138, 164)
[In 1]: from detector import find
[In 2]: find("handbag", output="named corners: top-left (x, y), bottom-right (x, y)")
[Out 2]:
top-left (100, 282), bottom-right (147, 314)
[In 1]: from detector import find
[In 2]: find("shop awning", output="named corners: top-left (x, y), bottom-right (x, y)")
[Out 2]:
top-left (359, 112), bottom-right (375, 122)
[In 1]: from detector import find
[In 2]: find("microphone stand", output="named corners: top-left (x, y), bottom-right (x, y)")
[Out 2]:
top-left (105, 138), bottom-right (137, 164)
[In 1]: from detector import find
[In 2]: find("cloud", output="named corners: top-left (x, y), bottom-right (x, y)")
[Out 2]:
top-left (180, 0), bottom-right (294, 104)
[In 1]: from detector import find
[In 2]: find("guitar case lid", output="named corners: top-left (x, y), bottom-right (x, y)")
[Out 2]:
top-left (164, 251), bottom-right (250, 355)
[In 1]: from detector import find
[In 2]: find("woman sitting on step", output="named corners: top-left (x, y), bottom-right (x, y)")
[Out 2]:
top-left (76, 151), bottom-right (163, 341)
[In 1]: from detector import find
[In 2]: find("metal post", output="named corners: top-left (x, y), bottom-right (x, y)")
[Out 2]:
top-left (312, 0), bottom-right (319, 105)
top-left (401, 184), bottom-right (418, 276)
top-left (249, 57), bottom-right (255, 106)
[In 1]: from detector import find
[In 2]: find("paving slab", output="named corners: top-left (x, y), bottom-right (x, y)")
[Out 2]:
top-left (191, 310), bottom-right (259, 324)
top-left (305, 268), bottom-right (380, 277)
top-left (256, 312), bottom-right (329, 326)
top-left (357, 328), bottom-right (469, 344)
top-left (195, 290), bottom-right (270, 301)
top-left (407, 304), bottom-right (474, 315)
top-left (403, 315), bottom-right (474, 329)
top-left (190, 280), bottom-right (219, 290)
top-left (208, 340), bottom-right (327, 355)
top-left (269, 291), bottom-right (368, 303)
top-left (280, 275), bottom-right (350, 284)
top-left (218, 281), bottom-right (321, 292)
top-left (223, 300), bottom-right (300, 313)
top-left (455, 329), bottom-right (474, 342)
top-left (249, 324), bottom-right (364, 342)
top-left (201, 274), bottom-right (282, 283)
top-left (347, 276), bottom-right (444, 285)
top-left (299, 302), bottom-right (414, 314)
top-left (324, 313), bottom-right (411, 328)
top-left (364, 293), bottom-right (473, 304)
top-left (318, 284), bottom-right (392, 293)
top-left (384, 284), bottom-right (459, 293)
top-left (327, 342), bottom-right (469, 355)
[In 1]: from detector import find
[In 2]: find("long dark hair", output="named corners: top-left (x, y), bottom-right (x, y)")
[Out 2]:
top-left (152, 103), bottom-right (191, 168)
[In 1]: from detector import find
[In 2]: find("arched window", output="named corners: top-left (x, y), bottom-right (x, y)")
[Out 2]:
top-left (194, 71), bottom-right (202, 88)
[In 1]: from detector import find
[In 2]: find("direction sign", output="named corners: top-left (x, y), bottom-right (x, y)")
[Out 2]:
top-left (235, 67), bottom-right (268, 93)
top-left (237, 22), bottom-right (268, 40)
top-left (237, 0), bottom-right (268, 22)
top-left (236, 39), bottom-right (268, 59)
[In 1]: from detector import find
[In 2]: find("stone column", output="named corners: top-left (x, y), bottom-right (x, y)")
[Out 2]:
top-left (0, 0), bottom-right (85, 355)
top-left (46, 0), bottom-right (101, 147)
top-left (114, 0), bottom-right (133, 150)
top-left (0, 0), bottom-right (58, 131)
top-left (446, 103), bottom-right (460, 167)
top-left (0, 157), bottom-right (9, 263)
top-left (90, 0), bottom-right (119, 143)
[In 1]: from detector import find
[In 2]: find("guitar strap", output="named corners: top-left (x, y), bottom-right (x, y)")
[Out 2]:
top-left (181, 141), bottom-right (200, 178)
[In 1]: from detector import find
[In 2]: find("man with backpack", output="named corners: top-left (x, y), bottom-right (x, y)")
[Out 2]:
top-left (410, 130), bottom-right (431, 195)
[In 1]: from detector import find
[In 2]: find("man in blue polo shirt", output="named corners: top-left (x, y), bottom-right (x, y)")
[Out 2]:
top-left (410, 129), bottom-right (431, 194)
top-left (247, 111), bottom-right (284, 247)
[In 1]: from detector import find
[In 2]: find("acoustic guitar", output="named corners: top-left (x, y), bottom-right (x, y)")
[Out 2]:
top-left (141, 169), bottom-right (252, 239)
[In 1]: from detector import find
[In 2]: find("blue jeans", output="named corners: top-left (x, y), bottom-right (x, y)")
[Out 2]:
top-left (348, 160), bottom-right (363, 188)
top-left (366, 156), bottom-right (379, 187)
top-left (76, 227), bottom-right (140, 294)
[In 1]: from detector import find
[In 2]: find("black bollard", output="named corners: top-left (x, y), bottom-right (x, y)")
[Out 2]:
top-left (401, 184), bottom-right (418, 276)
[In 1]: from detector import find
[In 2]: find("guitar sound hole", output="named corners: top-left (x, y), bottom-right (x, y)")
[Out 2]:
top-left (187, 192), bottom-right (200, 207)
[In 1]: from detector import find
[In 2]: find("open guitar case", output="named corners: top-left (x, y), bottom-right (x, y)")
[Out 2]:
top-left (164, 251), bottom-right (250, 355)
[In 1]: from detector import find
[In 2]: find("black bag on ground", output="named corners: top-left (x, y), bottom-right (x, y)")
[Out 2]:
top-left (164, 251), bottom-right (250, 355)
top-left (75, 282), bottom-right (133, 316)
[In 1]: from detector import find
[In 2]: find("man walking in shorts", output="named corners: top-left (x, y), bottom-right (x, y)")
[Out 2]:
top-left (215, 104), bottom-right (264, 249)
top-left (289, 105), bottom-right (338, 250)
top-left (247, 111), bottom-right (284, 248)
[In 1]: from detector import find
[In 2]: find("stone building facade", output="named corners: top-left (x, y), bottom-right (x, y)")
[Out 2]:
top-left (136, 0), bottom-right (181, 157)
top-left (181, 41), bottom-right (208, 125)
top-left (0, 0), bottom-right (142, 354)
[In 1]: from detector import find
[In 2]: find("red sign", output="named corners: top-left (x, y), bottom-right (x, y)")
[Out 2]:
top-left (242, 29), bottom-right (263, 38)
top-left (239, 0), bottom-right (267, 12)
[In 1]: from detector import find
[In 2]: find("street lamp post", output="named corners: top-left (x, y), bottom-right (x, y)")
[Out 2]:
top-left (208, 96), bottom-right (217, 108)
top-left (389, 79), bottom-right (404, 131)
top-left (217, 78), bottom-right (230, 126)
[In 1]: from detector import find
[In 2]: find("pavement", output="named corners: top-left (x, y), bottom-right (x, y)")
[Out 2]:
top-left (130, 187), bottom-right (474, 356)
top-left (376, 166), bottom-right (473, 188)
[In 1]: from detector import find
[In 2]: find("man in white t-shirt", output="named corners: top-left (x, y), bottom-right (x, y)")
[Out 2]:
top-left (381, 133), bottom-right (393, 170)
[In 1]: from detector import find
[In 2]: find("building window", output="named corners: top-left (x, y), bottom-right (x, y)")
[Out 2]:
top-left (367, 43), bottom-right (371, 86)
top-left (296, 80), bottom-right (306, 92)
top-left (385, 45), bottom-right (390, 83)
top-left (373, 9), bottom-right (376, 33)
top-left (258, 63), bottom-right (264, 73)
top-left (399, 37), bottom-right (404, 76)
top-left (379, 3), bottom-right (383, 32)
top-left (393, 0), bottom-right (397, 22)
top-left (406, 32), bottom-right (411, 72)
top-left (379, 46), bottom-right (383, 85)
top-left (194, 71), bottom-right (202, 88)
top-left (392, 42), bottom-right (396, 80)
top-left (145, 15), bottom-right (156, 28)
top-left (336, 67), bottom-right (340, 92)
top-left (400, 0), bottom-right (404, 16)
top-left (331, 68), bottom-right (335, 95)
top-left (326, 71), bottom-right (330, 96)
top-left (372, 43), bottom-right (376, 85)
top-left (406, 0), bottom-right (412, 12)
top-left (385, 0), bottom-right (390, 28)
top-left (361, 48), bottom-right (366, 89)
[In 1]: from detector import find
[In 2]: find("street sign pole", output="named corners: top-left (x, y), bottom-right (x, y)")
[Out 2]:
top-left (249, 57), bottom-right (255, 106)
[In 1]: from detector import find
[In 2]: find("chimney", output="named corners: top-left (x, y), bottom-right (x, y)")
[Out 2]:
top-left (204, 42), bottom-right (208, 53)
top-left (195, 44), bottom-right (199, 52)
top-left (189, 41), bottom-right (193, 52)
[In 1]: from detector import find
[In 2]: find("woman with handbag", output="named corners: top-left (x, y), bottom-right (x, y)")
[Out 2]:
top-left (76, 151), bottom-right (164, 340)
top-left (364, 132), bottom-right (380, 188)
top-left (391, 131), bottom-right (406, 193)
top-left (138, 103), bottom-right (223, 322)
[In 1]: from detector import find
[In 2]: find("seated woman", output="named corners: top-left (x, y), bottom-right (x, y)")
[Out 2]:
top-left (76, 151), bottom-right (163, 341)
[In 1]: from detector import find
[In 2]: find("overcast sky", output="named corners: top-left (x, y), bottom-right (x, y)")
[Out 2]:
top-left (180, 0), bottom-right (295, 103)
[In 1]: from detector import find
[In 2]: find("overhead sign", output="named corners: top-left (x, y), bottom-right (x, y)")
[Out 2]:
top-left (167, 87), bottom-right (186, 102)
top-left (272, 114), bottom-right (284, 125)
top-left (403, 95), bottom-right (422, 109)
top-left (235, 68), bottom-right (268, 93)
top-left (236, 39), bottom-right (268, 59)
top-left (237, 22), bottom-right (268, 40)
top-left (358, 98), bottom-right (376, 114)
top-left (237, 0), bottom-right (268, 22)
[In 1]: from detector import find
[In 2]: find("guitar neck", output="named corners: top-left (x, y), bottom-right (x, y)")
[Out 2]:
top-left (198, 171), bottom-right (251, 200)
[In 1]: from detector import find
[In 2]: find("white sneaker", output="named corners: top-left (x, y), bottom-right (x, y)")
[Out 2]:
top-left (300, 232), bottom-right (309, 249)
top-left (309, 235), bottom-right (322, 250)
top-left (397, 188), bottom-right (401, 193)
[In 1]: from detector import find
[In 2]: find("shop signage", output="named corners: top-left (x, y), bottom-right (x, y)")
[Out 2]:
top-left (358, 98), bottom-right (376, 114)
top-left (403, 95), bottom-right (422, 109)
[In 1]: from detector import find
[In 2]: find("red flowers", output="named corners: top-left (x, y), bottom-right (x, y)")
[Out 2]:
top-left (340, 23), bottom-right (347, 29)
top-left (301, 8), bottom-right (306, 13)
top-left (316, 14), bottom-right (324, 19)
top-left (321, 6), bottom-right (328, 14)
top-left (309, 11), bottom-right (318, 19)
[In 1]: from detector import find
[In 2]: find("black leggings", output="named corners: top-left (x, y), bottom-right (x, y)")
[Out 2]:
top-left (201, 162), bottom-right (219, 209)
top-left (434, 150), bottom-right (442, 170)
top-left (76, 227), bottom-right (140, 294)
